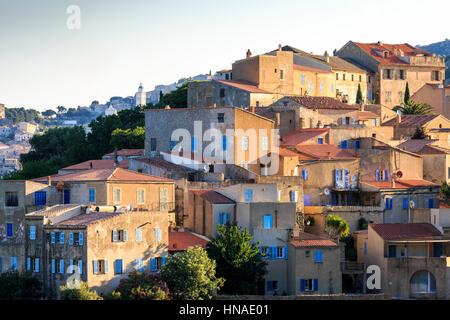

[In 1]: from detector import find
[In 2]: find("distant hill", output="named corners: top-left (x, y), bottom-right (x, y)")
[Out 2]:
top-left (417, 39), bottom-right (450, 83)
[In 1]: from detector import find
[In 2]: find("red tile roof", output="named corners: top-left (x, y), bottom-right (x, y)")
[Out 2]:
top-left (293, 64), bottom-right (331, 74)
top-left (440, 201), bottom-right (450, 209)
top-left (290, 233), bottom-right (338, 247)
top-left (353, 42), bottom-right (429, 65)
top-left (33, 168), bottom-right (173, 183)
top-left (358, 111), bottom-right (379, 120)
top-left (277, 147), bottom-right (302, 157)
top-left (169, 232), bottom-right (210, 251)
top-left (281, 128), bottom-right (330, 146)
top-left (214, 80), bottom-right (271, 94)
top-left (418, 145), bottom-right (450, 155)
top-left (191, 190), bottom-right (235, 204)
top-left (284, 96), bottom-right (359, 110)
top-left (103, 149), bottom-right (144, 157)
top-left (61, 159), bottom-right (129, 171)
top-left (362, 179), bottom-right (439, 189)
top-left (382, 114), bottom-right (439, 127)
top-left (296, 144), bottom-right (356, 160)
top-left (370, 223), bottom-right (441, 240)
top-left (133, 158), bottom-right (196, 173)
top-left (397, 139), bottom-right (437, 153)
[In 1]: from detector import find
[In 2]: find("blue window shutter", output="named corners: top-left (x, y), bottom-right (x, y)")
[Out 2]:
top-left (403, 198), bottom-right (408, 210)
top-left (64, 189), bottom-right (70, 204)
top-left (341, 140), bottom-right (347, 149)
top-left (245, 189), bottom-right (253, 202)
top-left (112, 230), bottom-right (117, 242)
top-left (300, 279), bottom-right (305, 292)
top-left (304, 195), bottom-right (311, 206)
top-left (384, 170), bottom-right (389, 181)
top-left (335, 169), bottom-right (340, 186)
top-left (51, 259), bottom-right (55, 274)
top-left (6, 223), bottom-right (13, 237)
top-left (267, 281), bottom-right (274, 292)
top-left (270, 247), bottom-right (276, 259)
top-left (385, 198), bottom-right (390, 210)
top-left (351, 117), bottom-right (354, 125)
top-left (69, 259), bottom-right (74, 273)
top-left (89, 189), bottom-right (95, 203)
top-left (27, 257), bottom-right (31, 271)
top-left (364, 242), bottom-right (367, 255)
top-left (59, 232), bottom-right (64, 244)
top-left (222, 136), bottom-right (227, 151)
top-left (35, 258), bottom-right (39, 272)
top-left (304, 170), bottom-right (308, 181)
top-left (69, 232), bottom-right (73, 245)
top-left (375, 170), bottom-right (380, 181)
top-left (123, 230), bottom-right (127, 242)
top-left (355, 140), bottom-right (360, 149)
top-left (318, 138), bottom-right (323, 145)
top-left (60, 260), bottom-right (64, 274)
top-left (389, 198), bottom-right (393, 210)
top-left (429, 198), bottom-right (434, 209)
top-left (150, 258), bottom-right (156, 272)
top-left (51, 232), bottom-right (55, 244)
top-left (104, 260), bottom-right (109, 274)
top-left (78, 260), bottom-right (83, 274)
top-left (284, 246), bottom-right (288, 259)
top-left (344, 169), bottom-right (349, 188)
top-left (342, 117), bottom-right (346, 125)
top-left (218, 212), bottom-right (224, 225)
top-left (30, 226), bottom-right (36, 240)
top-left (93, 260), bottom-right (98, 274)
top-left (225, 212), bottom-right (230, 224)
top-left (79, 232), bottom-right (83, 245)
top-left (162, 257), bottom-right (167, 266)
top-left (313, 278), bottom-right (319, 291)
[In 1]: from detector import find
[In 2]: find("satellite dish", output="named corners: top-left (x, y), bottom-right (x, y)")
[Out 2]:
top-left (117, 156), bottom-right (124, 163)
top-left (203, 165), bottom-right (209, 172)
top-left (409, 200), bottom-right (415, 209)
top-left (324, 188), bottom-right (330, 195)
top-left (396, 110), bottom-right (402, 115)
top-left (396, 171), bottom-right (403, 178)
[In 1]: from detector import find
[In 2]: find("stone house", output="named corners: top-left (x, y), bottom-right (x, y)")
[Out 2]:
top-left (25, 204), bottom-right (168, 298)
top-left (411, 83), bottom-right (450, 119)
top-left (382, 114), bottom-right (450, 140)
top-left (58, 159), bottom-right (129, 175)
top-left (336, 41), bottom-right (446, 109)
top-left (355, 223), bottom-right (450, 299)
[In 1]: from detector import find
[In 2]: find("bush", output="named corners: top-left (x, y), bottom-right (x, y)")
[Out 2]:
top-left (60, 281), bottom-right (102, 300)
top-left (358, 217), bottom-right (368, 230)
top-left (0, 270), bottom-right (42, 300)
top-left (115, 271), bottom-right (169, 300)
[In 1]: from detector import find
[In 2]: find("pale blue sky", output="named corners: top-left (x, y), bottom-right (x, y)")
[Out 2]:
top-left (0, 0), bottom-right (448, 110)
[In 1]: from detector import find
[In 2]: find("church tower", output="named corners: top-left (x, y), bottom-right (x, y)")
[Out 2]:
top-left (134, 83), bottom-right (146, 107)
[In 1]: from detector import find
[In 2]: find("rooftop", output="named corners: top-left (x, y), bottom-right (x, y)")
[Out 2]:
top-left (397, 139), bottom-right (438, 153)
top-left (370, 223), bottom-right (442, 240)
top-left (358, 111), bottom-right (379, 120)
top-left (290, 233), bottom-right (338, 247)
top-left (33, 167), bottom-right (173, 183)
top-left (382, 114), bottom-right (439, 127)
top-left (191, 190), bottom-right (235, 204)
top-left (213, 79), bottom-right (271, 94)
top-left (133, 157), bottom-right (197, 173)
top-left (61, 159), bottom-right (129, 171)
top-left (281, 128), bottom-right (330, 146)
top-left (362, 179), bottom-right (439, 189)
top-left (353, 42), bottom-right (430, 65)
top-left (296, 144), bottom-right (356, 160)
top-left (169, 231), bottom-right (210, 251)
top-left (103, 149), bottom-right (144, 157)
top-left (282, 96), bottom-right (360, 110)
top-left (53, 211), bottom-right (122, 226)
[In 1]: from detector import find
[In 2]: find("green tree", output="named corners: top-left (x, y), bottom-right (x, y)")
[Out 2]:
top-left (404, 82), bottom-right (410, 104)
top-left (110, 127), bottom-right (145, 150)
top-left (411, 126), bottom-right (429, 139)
top-left (160, 246), bottom-right (224, 300)
top-left (57, 106), bottom-right (67, 113)
top-left (326, 214), bottom-right (349, 242)
top-left (355, 83), bottom-right (363, 104)
top-left (393, 100), bottom-right (434, 115)
top-left (151, 82), bottom-right (188, 109)
top-left (206, 223), bottom-right (267, 295)
top-left (60, 281), bottom-right (102, 300)
top-left (441, 181), bottom-right (450, 201)
top-left (42, 109), bottom-right (56, 117)
top-left (0, 271), bottom-right (42, 300)
top-left (113, 271), bottom-right (169, 300)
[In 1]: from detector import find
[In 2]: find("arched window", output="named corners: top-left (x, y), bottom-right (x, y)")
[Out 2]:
top-left (410, 270), bottom-right (436, 294)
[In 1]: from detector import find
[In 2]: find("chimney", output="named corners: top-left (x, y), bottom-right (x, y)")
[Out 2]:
top-left (327, 152), bottom-right (331, 159)
top-left (333, 49), bottom-right (337, 56)
top-left (323, 51), bottom-right (330, 63)
top-left (89, 161), bottom-right (93, 169)
top-left (278, 44), bottom-right (282, 51)
top-left (360, 103), bottom-right (365, 112)
top-left (377, 41), bottom-right (382, 47)
top-left (275, 112), bottom-right (281, 126)
top-left (47, 176), bottom-right (51, 186)
top-left (246, 49), bottom-right (252, 59)
top-left (165, 105), bottom-right (171, 109)
top-left (212, 103), bottom-right (216, 108)
top-left (397, 113), bottom-right (402, 124)
top-left (250, 106), bottom-right (255, 113)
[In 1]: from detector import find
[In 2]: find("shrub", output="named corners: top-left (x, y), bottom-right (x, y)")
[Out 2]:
top-left (60, 281), bottom-right (102, 300)
top-left (115, 271), bottom-right (169, 300)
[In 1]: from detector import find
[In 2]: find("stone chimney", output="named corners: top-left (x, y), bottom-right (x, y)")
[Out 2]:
top-left (377, 41), bottom-right (382, 47)
top-left (250, 106), bottom-right (255, 113)
top-left (278, 44), bottom-right (282, 51)
top-left (397, 113), bottom-right (402, 124)
top-left (324, 51), bottom-right (330, 63)
top-left (333, 49), bottom-right (337, 56)
top-left (246, 49), bottom-right (252, 59)
top-left (327, 152), bottom-right (331, 159)
top-left (47, 176), bottom-right (51, 186)
top-left (360, 103), bottom-right (365, 112)
top-left (275, 112), bottom-right (280, 126)
top-left (165, 105), bottom-right (171, 109)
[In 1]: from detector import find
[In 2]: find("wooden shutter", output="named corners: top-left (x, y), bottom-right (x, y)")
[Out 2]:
top-left (104, 260), bottom-right (109, 274)
top-left (60, 260), bottom-right (64, 274)
top-left (403, 198), bottom-right (408, 210)
top-left (78, 260), bottom-right (83, 274)
top-left (375, 170), bottom-right (380, 181)
top-left (150, 258), bottom-right (156, 272)
top-left (123, 230), bottom-right (128, 242)
top-left (51, 232), bottom-right (55, 244)
top-left (27, 257), bottom-right (31, 271)
top-left (384, 170), bottom-right (389, 181)
top-left (51, 259), bottom-right (55, 274)
top-left (93, 260), bottom-right (98, 274)
top-left (70, 259), bottom-right (74, 274)
top-left (69, 233), bottom-right (73, 245)
top-left (79, 232), bottom-right (83, 245)
top-left (313, 278), bottom-right (319, 291)
top-left (35, 258), bottom-right (39, 273)
top-left (300, 279), bottom-right (305, 292)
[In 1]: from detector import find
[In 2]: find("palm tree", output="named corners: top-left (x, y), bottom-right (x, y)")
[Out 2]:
top-left (393, 99), bottom-right (434, 115)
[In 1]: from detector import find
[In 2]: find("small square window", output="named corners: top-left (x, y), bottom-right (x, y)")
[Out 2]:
top-left (217, 113), bottom-right (224, 123)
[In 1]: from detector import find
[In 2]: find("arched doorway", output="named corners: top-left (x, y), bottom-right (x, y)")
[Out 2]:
top-left (410, 270), bottom-right (436, 295)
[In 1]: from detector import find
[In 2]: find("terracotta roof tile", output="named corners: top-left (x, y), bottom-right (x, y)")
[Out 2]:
top-left (103, 149), bottom-right (144, 157)
top-left (382, 114), bottom-right (439, 127)
top-left (370, 223), bottom-right (441, 240)
top-left (191, 190), bottom-right (235, 204)
top-left (281, 129), bottom-right (330, 146)
top-left (353, 42), bottom-right (430, 65)
top-left (296, 144), bottom-right (356, 160)
top-left (290, 233), bottom-right (337, 247)
top-left (33, 168), bottom-right (173, 183)
top-left (214, 80), bottom-right (271, 94)
top-left (362, 179), bottom-right (439, 189)
top-left (358, 111), bottom-right (379, 119)
top-left (169, 232), bottom-right (210, 251)
top-left (283, 96), bottom-right (359, 110)
top-left (397, 139), bottom-right (437, 153)
top-left (61, 159), bottom-right (129, 171)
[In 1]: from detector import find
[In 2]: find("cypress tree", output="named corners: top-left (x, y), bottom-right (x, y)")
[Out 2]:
top-left (355, 83), bottom-right (363, 104)
top-left (404, 82), bottom-right (410, 104)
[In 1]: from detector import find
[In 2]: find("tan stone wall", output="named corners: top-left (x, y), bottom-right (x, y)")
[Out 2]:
top-left (106, 182), bottom-right (175, 209)
top-left (422, 154), bottom-right (448, 184)
top-left (412, 85), bottom-right (446, 116)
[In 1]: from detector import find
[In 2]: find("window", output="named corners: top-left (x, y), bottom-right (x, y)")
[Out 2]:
top-left (262, 137), bottom-right (269, 151)
top-left (336, 73), bottom-right (339, 80)
top-left (385, 197), bottom-right (393, 210)
top-left (301, 74), bottom-right (305, 84)
top-left (373, 118), bottom-right (378, 126)
top-left (368, 75), bottom-right (371, 83)
top-left (218, 212), bottom-right (231, 226)
top-left (364, 242), bottom-right (367, 255)
top-left (383, 69), bottom-right (393, 79)
top-left (222, 136), bottom-right (227, 151)
top-left (93, 259), bottom-right (108, 274)
top-left (242, 136), bottom-right (248, 151)
top-left (267, 280), bottom-right (278, 292)
top-left (58, 232), bottom-right (65, 244)
top-left (355, 140), bottom-right (360, 149)
top-left (115, 259), bottom-right (123, 274)
top-left (276, 247), bottom-right (284, 258)
top-left (56, 259), bottom-right (65, 274)
top-left (30, 226), bottom-right (36, 240)
top-left (69, 259), bottom-right (83, 274)
top-left (137, 189), bottom-right (145, 204)
top-left (403, 198), bottom-right (408, 210)
top-left (35, 191), bottom-right (46, 206)
top-left (309, 82), bottom-right (313, 92)
top-left (217, 113), bottom-right (224, 123)
top-left (69, 232), bottom-right (83, 246)
top-left (63, 189), bottom-right (70, 204)
top-left (244, 189), bottom-right (253, 202)
top-left (280, 69), bottom-right (284, 80)
top-left (300, 278), bottom-right (318, 292)
top-left (89, 188), bottom-right (95, 203)
top-left (290, 190), bottom-right (298, 202)
top-left (219, 88), bottom-right (225, 98)
top-left (5, 192), bottom-right (18, 207)
top-left (11, 257), bottom-right (17, 271)
top-left (431, 71), bottom-right (440, 81)
top-left (150, 138), bottom-right (157, 151)
top-left (136, 228), bottom-right (143, 242)
top-left (385, 91), bottom-right (392, 102)
top-left (359, 75), bottom-right (362, 82)
top-left (399, 70), bottom-right (405, 80)
top-left (112, 230), bottom-right (127, 242)
top-left (343, 74), bottom-right (346, 81)
top-left (263, 215), bottom-right (273, 229)
top-left (320, 82), bottom-right (324, 93)
top-left (314, 250), bottom-right (323, 263)
top-left (6, 223), bottom-right (13, 238)
top-left (341, 140), bottom-right (347, 149)
top-left (154, 228), bottom-right (162, 242)
top-left (301, 169), bottom-right (308, 181)
top-left (318, 138), bottom-right (323, 144)
top-left (260, 247), bottom-right (269, 257)
top-left (305, 250), bottom-right (310, 257)
top-left (155, 257), bottom-right (163, 271)
top-left (351, 75), bottom-right (354, 81)
top-left (113, 188), bottom-right (121, 203)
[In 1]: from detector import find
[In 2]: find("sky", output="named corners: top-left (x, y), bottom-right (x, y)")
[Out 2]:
top-left (0, 0), bottom-right (448, 111)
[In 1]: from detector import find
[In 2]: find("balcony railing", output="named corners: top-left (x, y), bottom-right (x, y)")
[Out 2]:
top-left (132, 202), bottom-right (176, 212)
